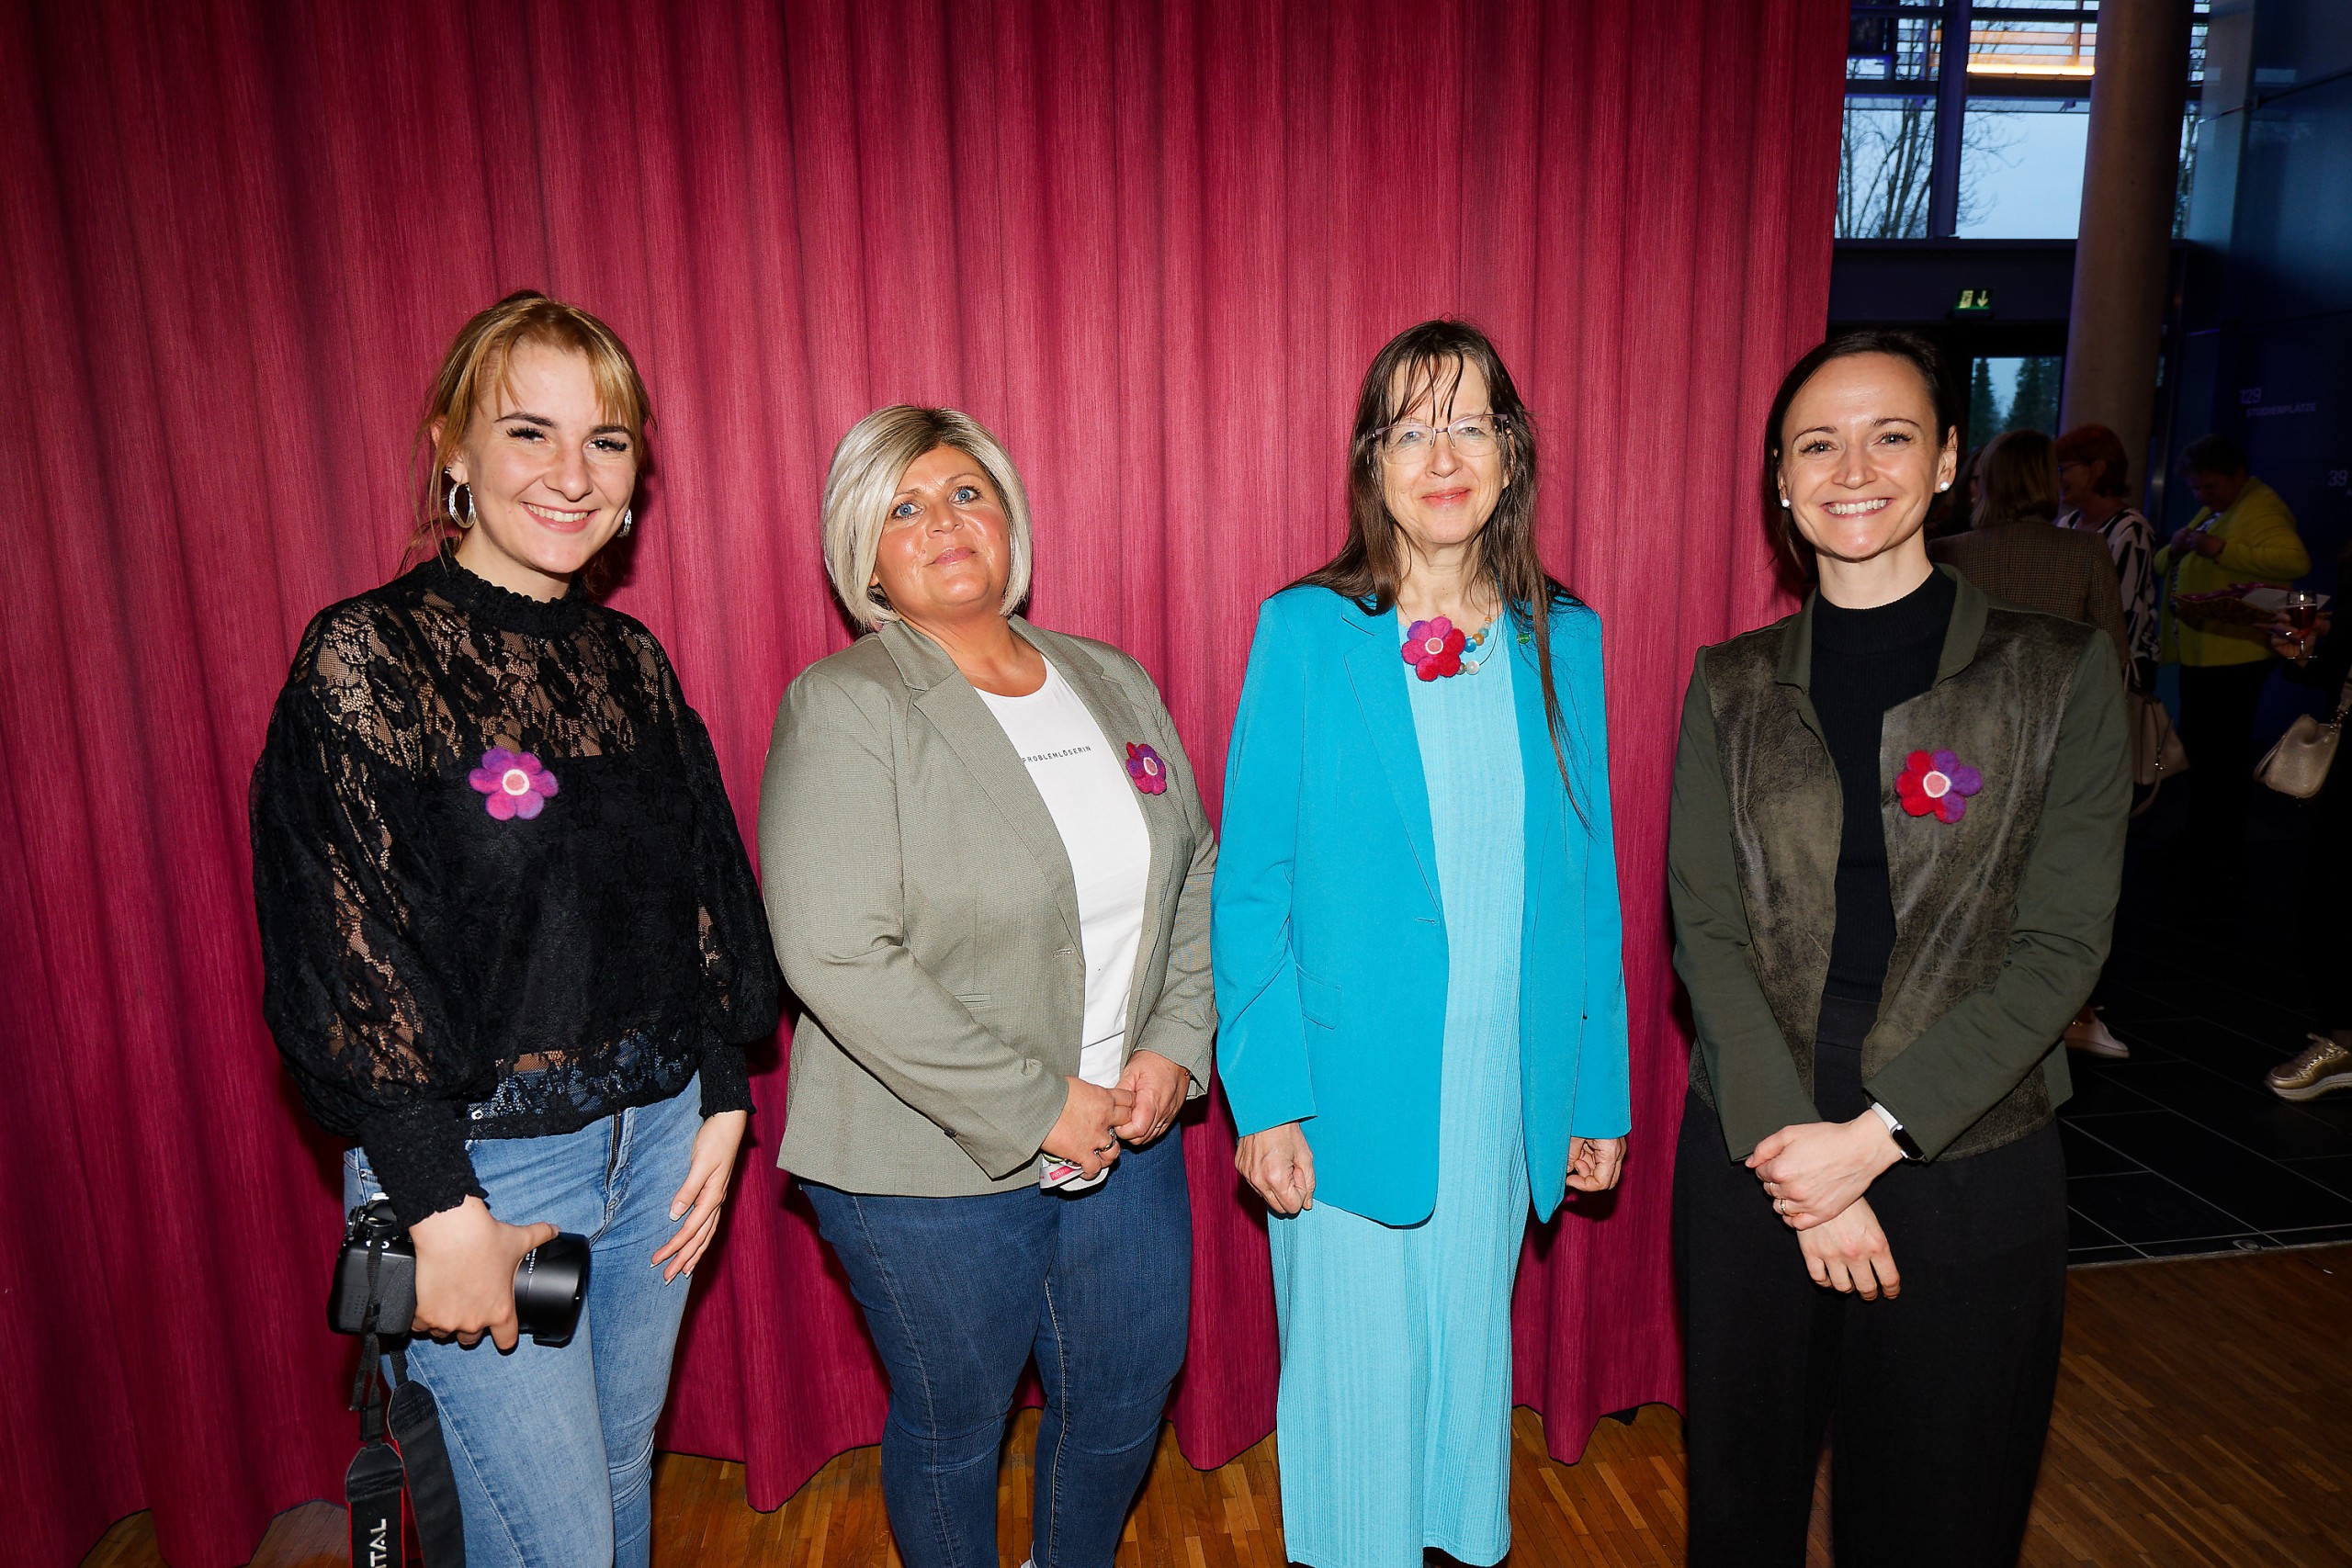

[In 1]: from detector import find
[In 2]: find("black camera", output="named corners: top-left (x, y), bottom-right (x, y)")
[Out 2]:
top-left (330, 1198), bottom-right (592, 1348)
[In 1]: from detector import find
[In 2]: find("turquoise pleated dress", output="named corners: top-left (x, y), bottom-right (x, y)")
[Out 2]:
top-left (1267, 620), bottom-right (1528, 1568)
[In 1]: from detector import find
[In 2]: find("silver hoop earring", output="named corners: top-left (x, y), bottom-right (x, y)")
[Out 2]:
top-left (445, 474), bottom-right (475, 528)
top-left (618, 506), bottom-right (634, 538)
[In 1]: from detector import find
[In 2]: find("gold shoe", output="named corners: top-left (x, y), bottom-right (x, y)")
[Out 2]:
top-left (2065, 1008), bottom-right (2131, 1060)
top-left (2267, 1034), bottom-right (2352, 1102)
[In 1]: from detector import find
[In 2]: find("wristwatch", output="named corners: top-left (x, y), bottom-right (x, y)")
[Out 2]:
top-left (1869, 1100), bottom-right (1926, 1162)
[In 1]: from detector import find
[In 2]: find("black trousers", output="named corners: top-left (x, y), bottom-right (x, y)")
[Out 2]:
top-left (2297, 755), bottom-right (2352, 1031)
top-left (2177, 659), bottom-right (2278, 879)
top-left (1675, 995), bottom-right (2069, 1568)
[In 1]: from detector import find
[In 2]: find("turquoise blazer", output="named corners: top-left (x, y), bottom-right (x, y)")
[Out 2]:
top-left (1212, 584), bottom-right (1631, 1226)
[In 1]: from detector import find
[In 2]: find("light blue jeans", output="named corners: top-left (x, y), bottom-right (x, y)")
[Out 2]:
top-left (342, 1079), bottom-right (702, 1568)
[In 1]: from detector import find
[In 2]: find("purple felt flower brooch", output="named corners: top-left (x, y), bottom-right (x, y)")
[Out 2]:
top-left (1897, 749), bottom-right (1981, 824)
top-left (1400, 616), bottom-right (1466, 681)
top-left (1125, 742), bottom-right (1169, 795)
top-left (469, 748), bottom-right (560, 820)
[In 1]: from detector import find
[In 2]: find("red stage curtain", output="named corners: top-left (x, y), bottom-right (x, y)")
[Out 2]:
top-left (0, 3), bottom-right (1842, 1562)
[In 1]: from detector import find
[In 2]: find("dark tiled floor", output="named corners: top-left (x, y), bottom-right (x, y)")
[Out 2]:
top-left (2058, 830), bottom-right (2352, 1263)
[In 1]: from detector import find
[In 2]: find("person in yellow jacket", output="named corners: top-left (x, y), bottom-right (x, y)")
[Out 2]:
top-left (2157, 433), bottom-right (2310, 884)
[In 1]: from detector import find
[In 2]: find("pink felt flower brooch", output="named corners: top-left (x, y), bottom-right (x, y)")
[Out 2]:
top-left (1897, 749), bottom-right (1981, 823)
top-left (1125, 742), bottom-right (1169, 795)
top-left (1401, 616), bottom-right (1466, 681)
top-left (469, 748), bottom-right (560, 820)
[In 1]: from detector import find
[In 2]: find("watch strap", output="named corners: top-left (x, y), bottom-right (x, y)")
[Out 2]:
top-left (1869, 1100), bottom-right (1926, 1162)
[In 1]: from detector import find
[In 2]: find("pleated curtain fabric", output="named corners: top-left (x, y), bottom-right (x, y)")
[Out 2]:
top-left (0, 2), bottom-right (1844, 1562)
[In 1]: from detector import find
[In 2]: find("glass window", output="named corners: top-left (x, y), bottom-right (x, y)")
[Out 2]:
top-left (1841, 3), bottom-right (2211, 243)
top-left (1847, 3), bottom-right (1944, 87)
top-left (1967, 7), bottom-right (2097, 84)
top-left (1840, 97), bottom-right (1939, 238)
top-left (1968, 355), bottom-right (2065, 446)
top-left (2176, 105), bottom-right (2199, 238)
top-left (1958, 97), bottom-right (2092, 238)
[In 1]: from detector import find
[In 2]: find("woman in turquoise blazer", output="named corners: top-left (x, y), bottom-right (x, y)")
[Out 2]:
top-left (1213, 320), bottom-right (1630, 1568)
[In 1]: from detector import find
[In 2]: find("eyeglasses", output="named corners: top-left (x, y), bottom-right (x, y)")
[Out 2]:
top-left (1371, 413), bottom-right (1509, 462)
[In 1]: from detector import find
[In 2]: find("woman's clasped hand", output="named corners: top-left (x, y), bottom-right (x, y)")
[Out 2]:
top-left (1115, 1048), bottom-right (1192, 1145)
top-left (1747, 1112), bottom-right (1906, 1301)
top-left (1043, 1077), bottom-right (1136, 1179)
top-left (1796, 1196), bottom-right (1901, 1300)
top-left (1747, 1112), bottom-right (1904, 1232)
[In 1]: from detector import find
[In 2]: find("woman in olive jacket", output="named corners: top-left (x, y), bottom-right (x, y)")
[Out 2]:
top-left (1668, 332), bottom-right (2130, 1568)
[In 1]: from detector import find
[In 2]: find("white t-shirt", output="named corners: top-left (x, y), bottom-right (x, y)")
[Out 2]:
top-left (976, 663), bottom-right (1152, 1089)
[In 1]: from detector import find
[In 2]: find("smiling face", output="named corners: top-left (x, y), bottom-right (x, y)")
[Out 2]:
top-left (1378, 357), bottom-right (1510, 564)
top-left (868, 445), bottom-right (1014, 627)
top-left (444, 341), bottom-right (638, 600)
top-left (1776, 352), bottom-right (1957, 569)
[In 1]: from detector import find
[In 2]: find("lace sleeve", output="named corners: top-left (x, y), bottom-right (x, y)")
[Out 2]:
top-left (250, 621), bottom-right (483, 1224)
top-left (651, 640), bottom-right (782, 1118)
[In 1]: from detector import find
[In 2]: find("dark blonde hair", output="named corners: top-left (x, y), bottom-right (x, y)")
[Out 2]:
top-left (1973, 428), bottom-right (2061, 528)
top-left (407, 290), bottom-right (652, 579)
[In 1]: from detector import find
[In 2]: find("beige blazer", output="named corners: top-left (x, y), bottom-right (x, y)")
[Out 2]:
top-left (760, 616), bottom-right (1216, 1196)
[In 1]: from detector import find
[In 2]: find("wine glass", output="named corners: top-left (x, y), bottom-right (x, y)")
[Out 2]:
top-left (2278, 591), bottom-right (2324, 660)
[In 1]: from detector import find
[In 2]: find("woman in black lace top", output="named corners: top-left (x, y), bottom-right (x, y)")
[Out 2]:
top-left (250, 291), bottom-right (778, 1567)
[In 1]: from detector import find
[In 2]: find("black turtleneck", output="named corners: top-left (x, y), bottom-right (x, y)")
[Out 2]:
top-left (250, 549), bottom-right (780, 1224)
top-left (1810, 567), bottom-right (1958, 1005)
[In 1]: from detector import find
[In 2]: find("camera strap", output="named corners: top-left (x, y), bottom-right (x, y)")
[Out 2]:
top-left (344, 1239), bottom-right (467, 1566)
top-left (386, 1351), bottom-right (466, 1566)
top-left (347, 1321), bottom-right (409, 1568)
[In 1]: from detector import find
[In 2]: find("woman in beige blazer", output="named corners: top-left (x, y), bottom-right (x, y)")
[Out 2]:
top-left (760, 405), bottom-right (1216, 1568)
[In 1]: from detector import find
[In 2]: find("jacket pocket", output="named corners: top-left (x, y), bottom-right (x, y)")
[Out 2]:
top-left (1296, 967), bottom-right (1342, 1030)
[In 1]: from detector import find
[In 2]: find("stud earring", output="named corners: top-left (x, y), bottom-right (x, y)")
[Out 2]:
top-left (1779, 497), bottom-right (1792, 509)
top-left (618, 506), bottom-right (634, 538)
top-left (1938, 481), bottom-right (1951, 491)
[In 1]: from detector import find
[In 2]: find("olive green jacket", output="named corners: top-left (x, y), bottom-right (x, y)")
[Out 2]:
top-left (761, 617), bottom-right (1216, 1196)
top-left (1668, 568), bottom-right (2130, 1163)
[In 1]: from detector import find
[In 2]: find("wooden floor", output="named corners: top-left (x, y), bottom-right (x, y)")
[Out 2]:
top-left (85, 1247), bottom-right (2352, 1567)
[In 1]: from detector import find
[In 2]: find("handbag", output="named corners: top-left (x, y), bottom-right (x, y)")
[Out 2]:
top-left (2256, 672), bottom-right (2352, 800)
top-left (2128, 687), bottom-right (2189, 818)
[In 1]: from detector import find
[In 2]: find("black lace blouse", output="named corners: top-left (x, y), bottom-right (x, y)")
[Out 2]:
top-left (251, 549), bottom-right (781, 1224)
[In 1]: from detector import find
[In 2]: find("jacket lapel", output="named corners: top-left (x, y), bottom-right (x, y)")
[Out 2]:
top-left (1340, 598), bottom-right (1442, 909)
top-left (1510, 610), bottom-right (1561, 908)
top-left (885, 620), bottom-right (1082, 946)
top-left (1015, 620), bottom-right (1182, 1042)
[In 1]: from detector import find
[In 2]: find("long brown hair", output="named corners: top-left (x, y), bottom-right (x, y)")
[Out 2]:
top-left (1295, 318), bottom-right (1580, 801)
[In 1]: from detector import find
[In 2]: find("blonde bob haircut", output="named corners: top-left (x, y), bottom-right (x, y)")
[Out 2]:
top-left (821, 406), bottom-right (1034, 631)
top-left (408, 289), bottom-right (652, 574)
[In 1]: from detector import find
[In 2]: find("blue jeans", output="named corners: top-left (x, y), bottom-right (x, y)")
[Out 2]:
top-left (342, 1079), bottom-right (703, 1568)
top-left (803, 1131), bottom-right (1192, 1568)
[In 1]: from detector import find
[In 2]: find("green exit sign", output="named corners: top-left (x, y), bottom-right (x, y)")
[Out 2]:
top-left (1954, 288), bottom-right (1995, 315)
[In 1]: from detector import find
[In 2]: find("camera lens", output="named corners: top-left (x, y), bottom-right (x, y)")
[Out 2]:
top-left (513, 1232), bottom-right (591, 1347)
